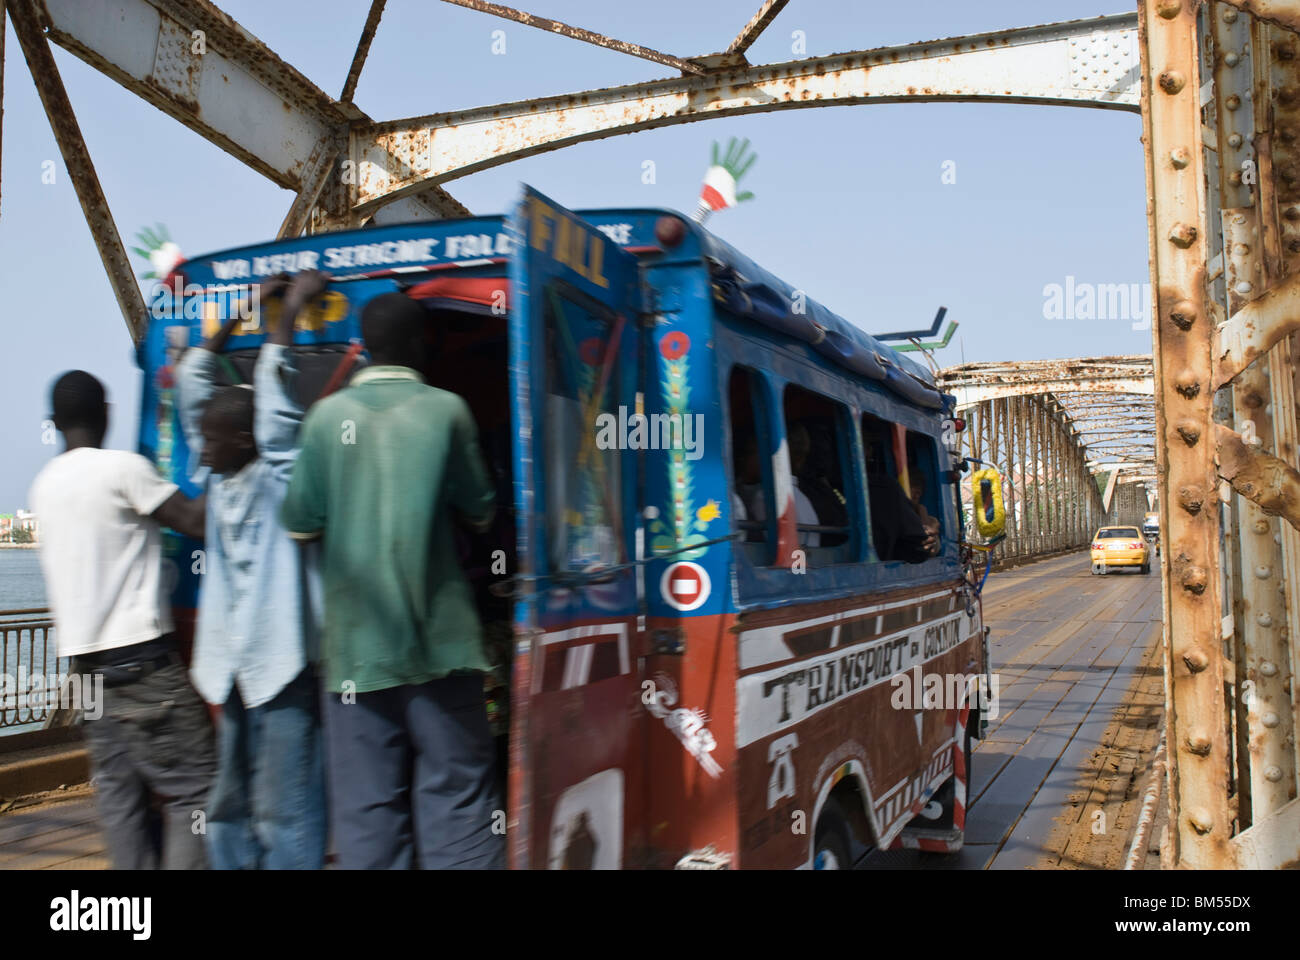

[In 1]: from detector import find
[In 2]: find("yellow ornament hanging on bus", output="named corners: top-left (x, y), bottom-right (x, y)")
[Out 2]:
top-left (971, 467), bottom-right (1006, 539)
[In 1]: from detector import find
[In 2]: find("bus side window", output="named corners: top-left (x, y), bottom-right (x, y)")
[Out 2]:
top-left (862, 413), bottom-right (936, 563)
top-left (783, 384), bottom-right (856, 563)
top-left (904, 430), bottom-right (943, 541)
top-left (728, 365), bottom-right (774, 565)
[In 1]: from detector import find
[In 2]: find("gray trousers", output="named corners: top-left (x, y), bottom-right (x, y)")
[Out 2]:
top-left (322, 672), bottom-right (505, 869)
top-left (79, 659), bottom-right (218, 870)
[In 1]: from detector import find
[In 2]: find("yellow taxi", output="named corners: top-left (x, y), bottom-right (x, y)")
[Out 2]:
top-left (1090, 526), bottom-right (1151, 575)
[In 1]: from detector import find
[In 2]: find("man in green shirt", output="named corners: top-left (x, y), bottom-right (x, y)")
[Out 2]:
top-left (282, 291), bottom-right (501, 869)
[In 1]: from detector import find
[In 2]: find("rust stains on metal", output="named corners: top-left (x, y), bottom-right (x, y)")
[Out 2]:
top-left (1138, 0), bottom-right (1232, 868)
top-left (341, 0), bottom-right (387, 104)
top-left (1217, 423), bottom-right (1300, 531)
top-left (437, 0), bottom-right (706, 75)
top-left (8, 0), bottom-right (146, 341)
top-left (1223, 0), bottom-right (1300, 35)
top-left (726, 0), bottom-right (790, 57)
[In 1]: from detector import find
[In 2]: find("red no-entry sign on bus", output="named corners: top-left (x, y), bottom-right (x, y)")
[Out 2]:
top-left (660, 561), bottom-right (711, 612)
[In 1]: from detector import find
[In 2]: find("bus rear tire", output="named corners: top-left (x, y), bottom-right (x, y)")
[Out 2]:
top-left (813, 797), bottom-right (853, 870)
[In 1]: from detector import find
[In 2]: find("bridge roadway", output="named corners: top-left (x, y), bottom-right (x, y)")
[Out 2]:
top-left (0, 550), bottom-right (1164, 870)
top-left (865, 548), bottom-right (1166, 869)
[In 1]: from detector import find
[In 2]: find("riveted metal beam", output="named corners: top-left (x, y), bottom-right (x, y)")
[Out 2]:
top-left (9, 0), bottom-right (146, 340)
top-left (1222, 205), bottom-right (1296, 816)
top-left (38, 0), bottom-right (464, 227)
top-left (437, 0), bottom-right (705, 76)
top-left (352, 13), bottom-right (1142, 216)
top-left (340, 0), bottom-right (386, 104)
top-left (1139, 0), bottom-right (1233, 870)
top-left (1223, 0), bottom-right (1300, 35)
top-left (726, 0), bottom-right (790, 57)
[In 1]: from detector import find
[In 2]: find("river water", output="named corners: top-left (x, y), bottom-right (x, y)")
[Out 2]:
top-left (0, 548), bottom-right (53, 734)
top-left (0, 548), bottom-right (48, 609)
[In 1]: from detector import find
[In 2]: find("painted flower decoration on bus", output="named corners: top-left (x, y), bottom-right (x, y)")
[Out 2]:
top-left (660, 331), bottom-right (690, 360)
top-left (579, 337), bottom-right (605, 366)
top-left (649, 330), bottom-right (712, 562)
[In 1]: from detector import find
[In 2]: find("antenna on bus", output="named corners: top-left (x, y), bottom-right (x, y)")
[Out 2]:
top-left (692, 137), bottom-right (758, 224)
top-left (874, 305), bottom-right (958, 357)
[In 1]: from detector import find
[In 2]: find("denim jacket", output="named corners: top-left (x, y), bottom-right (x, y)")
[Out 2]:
top-left (175, 344), bottom-right (321, 709)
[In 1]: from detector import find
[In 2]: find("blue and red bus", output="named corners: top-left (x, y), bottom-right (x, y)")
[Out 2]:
top-left (137, 185), bottom-right (989, 869)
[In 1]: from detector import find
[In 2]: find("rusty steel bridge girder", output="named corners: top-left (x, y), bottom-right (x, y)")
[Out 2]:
top-left (939, 357), bottom-right (1158, 488)
top-left (347, 12), bottom-right (1143, 219)
top-left (1141, 0), bottom-right (1300, 869)
top-left (9, 1), bottom-right (1154, 337)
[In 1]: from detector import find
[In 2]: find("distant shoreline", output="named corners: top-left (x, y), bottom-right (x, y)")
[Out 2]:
top-left (0, 543), bottom-right (38, 550)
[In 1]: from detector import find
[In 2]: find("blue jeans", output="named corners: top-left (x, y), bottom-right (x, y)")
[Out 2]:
top-left (206, 668), bottom-right (326, 869)
top-left (322, 672), bottom-right (504, 869)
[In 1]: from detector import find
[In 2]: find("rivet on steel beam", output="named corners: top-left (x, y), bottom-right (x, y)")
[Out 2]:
top-left (1228, 132), bottom-right (1243, 148)
top-left (1175, 373), bottom-right (1201, 398)
top-left (1281, 44), bottom-right (1297, 61)
top-left (1181, 566), bottom-right (1208, 594)
top-left (1285, 205), bottom-right (1300, 221)
top-left (1254, 519), bottom-right (1271, 534)
top-left (1176, 421), bottom-right (1201, 445)
top-left (1255, 565), bottom-right (1272, 579)
top-left (1260, 660), bottom-right (1278, 677)
top-left (1287, 238), bottom-right (1300, 253)
top-left (1170, 147), bottom-right (1191, 169)
top-left (1263, 712), bottom-right (1280, 728)
top-left (1229, 171), bottom-right (1244, 186)
top-left (1183, 647), bottom-right (1210, 672)
top-left (1170, 302), bottom-right (1197, 330)
top-left (1235, 280), bottom-right (1254, 295)
top-left (1169, 224), bottom-right (1197, 248)
top-left (1265, 766), bottom-right (1283, 782)
top-left (1179, 486), bottom-right (1203, 514)
top-left (1188, 810), bottom-right (1214, 835)
top-left (1156, 0), bottom-right (1181, 18)
top-left (1257, 612), bottom-right (1274, 628)
top-left (1159, 71), bottom-right (1187, 95)
top-left (1225, 52), bottom-right (1241, 68)
top-left (1226, 94), bottom-right (1241, 110)
top-left (1185, 733), bottom-right (1213, 756)
top-left (1223, 7), bottom-right (1238, 21)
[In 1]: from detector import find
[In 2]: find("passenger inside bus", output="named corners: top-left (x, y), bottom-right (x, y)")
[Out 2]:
top-left (908, 468), bottom-right (941, 553)
top-left (795, 420), bottom-right (849, 548)
top-left (783, 386), bottom-right (853, 558)
top-left (862, 414), bottom-right (937, 563)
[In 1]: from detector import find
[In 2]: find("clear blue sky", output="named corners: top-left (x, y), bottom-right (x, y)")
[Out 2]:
top-left (0, 0), bottom-right (1150, 509)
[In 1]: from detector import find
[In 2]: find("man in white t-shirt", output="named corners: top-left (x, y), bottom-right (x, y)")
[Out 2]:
top-left (29, 370), bottom-right (216, 870)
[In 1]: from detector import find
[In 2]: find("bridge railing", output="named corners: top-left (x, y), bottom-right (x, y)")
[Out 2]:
top-left (0, 608), bottom-right (67, 731)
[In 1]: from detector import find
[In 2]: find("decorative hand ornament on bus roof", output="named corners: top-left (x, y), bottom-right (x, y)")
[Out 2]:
top-left (692, 138), bottom-right (758, 225)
